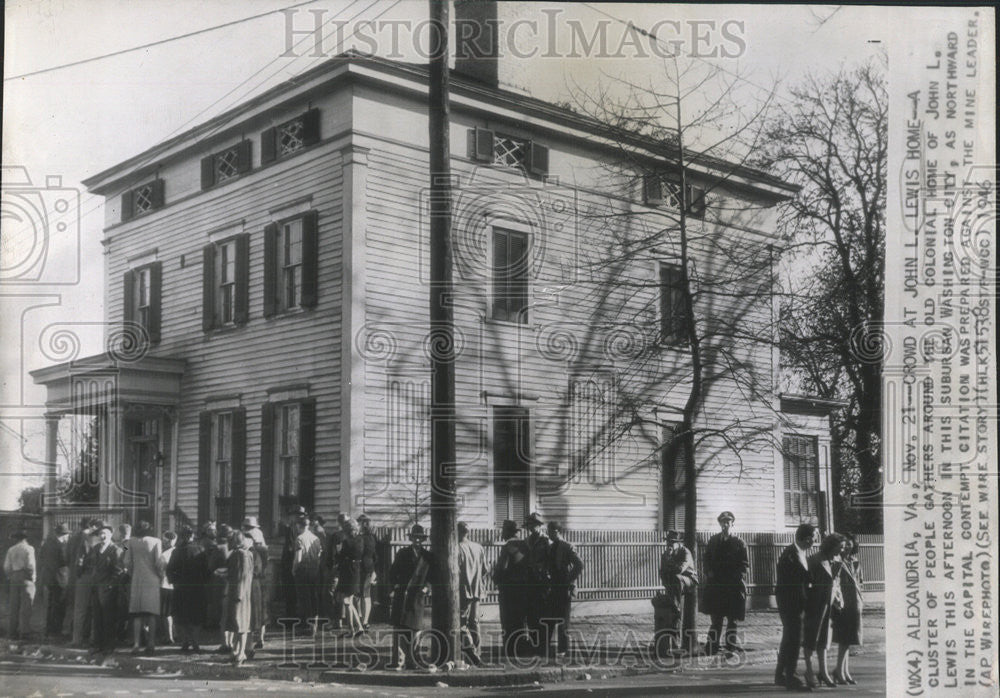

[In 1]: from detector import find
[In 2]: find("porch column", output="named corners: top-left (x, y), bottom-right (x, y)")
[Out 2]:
top-left (43, 413), bottom-right (60, 535)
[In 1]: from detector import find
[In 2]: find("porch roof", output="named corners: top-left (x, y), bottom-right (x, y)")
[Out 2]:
top-left (30, 352), bottom-right (186, 414)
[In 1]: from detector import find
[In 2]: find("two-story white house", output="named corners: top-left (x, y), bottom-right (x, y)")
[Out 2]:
top-left (32, 34), bottom-right (840, 541)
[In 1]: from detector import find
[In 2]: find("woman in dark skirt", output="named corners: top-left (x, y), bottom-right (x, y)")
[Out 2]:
top-left (166, 526), bottom-right (207, 653)
top-left (833, 533), bottom-right (864, 685)
top-left (802, 533), bottom-right (846, 688)
top-left (335, 519), bottom-right (365, 637)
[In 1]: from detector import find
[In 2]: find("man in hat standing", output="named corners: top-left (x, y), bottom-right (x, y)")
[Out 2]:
top-left (83, 522), bottom-right (124, 656)
top-left (241, 516), bottom-right (268, 648)
top-left (292, 516), bottom-right (322, 629)
top-left (388, 524), bottom-right (433, 669)
top-left (279, 506), bottom-right (306, 621)
top-left (701, 511), bottom-right (750, 654)
top-left (39, 522), bottom-right (71, 639)
top-left (545, 521), bottom-right (583, 658)
top-left (492, 519), bottom-right (526, 656)
top-left (3, 530), bottom-right (36, 640)
top-left (522, 512), bottom-right (550, 656)
top-left (657, 530), bottom-right (698, 652)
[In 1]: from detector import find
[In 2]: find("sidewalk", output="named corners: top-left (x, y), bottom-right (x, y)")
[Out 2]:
top-left (3, 609), bottom-right (885, 688)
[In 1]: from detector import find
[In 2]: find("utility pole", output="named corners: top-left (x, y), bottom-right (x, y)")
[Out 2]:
top-left (427, 0), bottom-right (460, 665)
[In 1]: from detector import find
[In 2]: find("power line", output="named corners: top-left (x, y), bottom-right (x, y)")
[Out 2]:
top-left (4, 0), bottom-right (325, 81)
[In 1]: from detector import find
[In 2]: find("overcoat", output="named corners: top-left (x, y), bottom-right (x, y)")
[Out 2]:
top-left (124, 535), bottom-right (162, 615)
top-left (166, 540), bottom-right (207, 626)
top-left (832, 556), bottom-right (863, 646)
top-left (225, 548), bottom-right (254, 633)
top-left (774, 543), bottom-right (810, 615)
top-left (389, 545), bottom-right (433, 631)
top-left (802, 552), bottom-right (841, 652)
top-left (699, 533), bottom-right (749, 620)
top-left (249, 542), bottom-right (269, 629)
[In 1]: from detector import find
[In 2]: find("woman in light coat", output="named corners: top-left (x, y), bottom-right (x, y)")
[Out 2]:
top-left (124, 520), bottom-right (162, 654)
top-left (224, 532), bottom-right (254, 666)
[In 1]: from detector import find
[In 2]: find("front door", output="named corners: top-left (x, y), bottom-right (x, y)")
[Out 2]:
top-left (125, 418), bottom-right (159, 526)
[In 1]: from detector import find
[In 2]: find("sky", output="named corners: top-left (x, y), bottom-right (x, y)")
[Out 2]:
top-left (0, 1), bottom-right (917, 509)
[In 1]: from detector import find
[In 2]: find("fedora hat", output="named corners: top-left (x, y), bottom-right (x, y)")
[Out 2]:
top-left (54, 523), bottom-right (70, 536)
top-left (501, 519), bottom-right (519, 538)
top-left (408, 523), bottom-right (427, 541)
top-left (524, 512), bottom-right (543, 527)
top-left (717, 511), bottom-right (735, 523)
top-left (241, 516), bottom-right (259, 529)
top-left (665, 529), bottom-right (683, 543)
top-left (96, 521), bottom-right (114, 534)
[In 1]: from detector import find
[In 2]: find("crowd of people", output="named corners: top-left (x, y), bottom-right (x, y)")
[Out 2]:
top-left (6, 508), bottom-right (863, 681)
top-left (656, 512), bottom-right (866, 692)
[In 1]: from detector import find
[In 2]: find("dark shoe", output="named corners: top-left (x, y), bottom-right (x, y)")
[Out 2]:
top-left (130, 647), bottom-right (142, 655)
top-left (246, 649), bottom-right (255, 660)
top-left (775, 672), bottom-right (786, 687)
top-left (253, 640), bottom-right (263, 650)
top-left (143, 648), bottom-right (155, 657)
top-left (214, 644), bottom-right (230, 654)
top-left (785, 676), bottom-right (812, 692)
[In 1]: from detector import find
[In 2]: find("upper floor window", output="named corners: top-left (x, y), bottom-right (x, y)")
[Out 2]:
top-left (468, 127), bottom-right (549, 177)
top-left (202, 234), bottom-right (249, 331)
top-left (198, 407), bottom-right (246, 525)
top-left (263, 211), bottom-right (319, 317)
top-left (261, 109), bottom-right (320, 165)
top-left (491, 228), bottom-right (530, 324)
top-left (659, 262), bottom-right (687, 345)
top-left (201, 140), bottom-right (252, 189)
top-left (120, 180), bottom-right (165, 222)
top-left (123, 262), bottom-right (162, 345)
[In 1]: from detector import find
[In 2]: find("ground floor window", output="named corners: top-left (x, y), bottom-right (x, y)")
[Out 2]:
top-left (783, 434), bottom-right (820, 525)
top-left (493, 406), bottom-right (530, 526)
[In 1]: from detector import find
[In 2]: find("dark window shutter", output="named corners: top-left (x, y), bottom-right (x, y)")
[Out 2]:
top-left (121, 190), bottom-right (134, 222)
top-left (237, 140), bottom-right (253, 173)
top-left (689, 186), bottom-right (706, 219)
top-left (262, 223), bottom-right (278, 318)
top-left (300, 211), bottom-right (319, 309)
top-left (643, 174), bottom-right (663, 205)
top-left (470, 127), bottom-right (494, 161)
top-left (122, 270), bottom-right (136, 327)
top-left (298, 398), bottom-right (317, 512)
top-left (233, 233), bottom-right (250, 326)
top-left (150, 179), bottom-right (165, 209)
top-left (148, 262), bottom-right (162, 345)
top-left (492, 229), bottom-right (507, 321)
top-left (527, 142), bottom-right (549, 176)
top-left (198, 411), bottom-right (213, 521)
top-left (201, 155), bottom-right (215, 190)
top-left (202, 244), bottom-right (216, 332)
top-left (261, 127), bottom-right (277, 164)
top-left (230, 406), bottom-right (247, 524)
top-left (301, 108), bottom-right (320, 146)
top-left (259, 403), bottom-right (276, 534)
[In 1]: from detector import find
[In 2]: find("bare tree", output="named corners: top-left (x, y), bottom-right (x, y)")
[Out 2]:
top-left (759, 58), bottom-right (887, 532)
top-left (561, 55), bottom-right (789, 648)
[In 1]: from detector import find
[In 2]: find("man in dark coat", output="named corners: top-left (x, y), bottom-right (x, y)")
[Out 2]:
top-left (83, 522), bottom-right (125, 656)
top-left (492, 519), bottom-right (526, 656)
top-left (39, 523), bottom-right (70, 639)
top-left (388, 524), bottom-right (433, 669)
top-left (279, 506), bottom-right (306, 621)
top-left (167, 526), bottom-right (207, 653)
top-left (775, 523), bottom-right (817, 691)
top-left (67, 518), bottom-right (95, 647)
top-left (522, 512), bottom-right (551, 656)
top-left (656, 530), bottom-right (698, 652)
top-left (701, 511), bottom-right (749, 654)
top-left (545, 521), bottom-right (583, 658)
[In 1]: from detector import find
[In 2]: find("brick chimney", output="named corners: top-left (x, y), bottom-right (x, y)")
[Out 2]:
top-left (454, 0), bottom-right (499, 87)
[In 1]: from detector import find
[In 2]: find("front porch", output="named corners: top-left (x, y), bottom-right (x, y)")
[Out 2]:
top-left (30, 352), bottom-right (186, 535)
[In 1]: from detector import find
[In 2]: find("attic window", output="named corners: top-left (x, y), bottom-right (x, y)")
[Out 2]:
top-left (278, 119), bottom-right (305, 156)
top-left (121, 180), bottom-right (165, 222)
top-left (468, 127), bottom-right (549, 177)
top-left (133, 184), bottom-right (155, 214)
top-left (216, 148), bottom-right (240, 181)
top-left (493, 135), bottom-right (528, 168)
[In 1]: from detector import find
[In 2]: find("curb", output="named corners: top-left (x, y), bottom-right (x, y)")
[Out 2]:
top-left (3, 640), bottom-right (885, 688)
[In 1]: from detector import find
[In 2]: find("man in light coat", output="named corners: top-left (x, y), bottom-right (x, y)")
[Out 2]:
top-left (3, 530), bottom-right (36, 640)
top-left (457, 521), bottom-right (488, 665)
